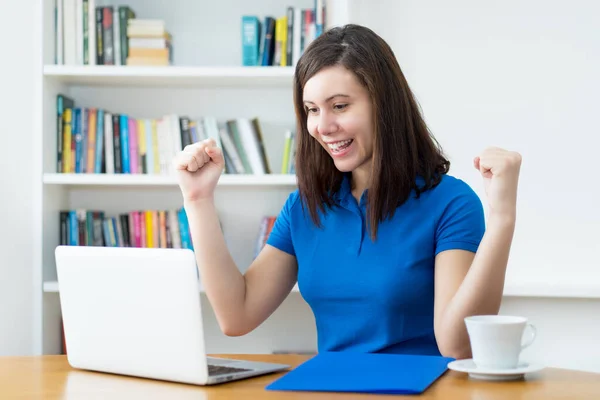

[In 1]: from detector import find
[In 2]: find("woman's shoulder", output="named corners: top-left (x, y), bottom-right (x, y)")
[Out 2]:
top-left (281, 189), bottom-right (303, 213)
top-left (419, 173), bottom-right (481, 204)
top-left (437, 174), bottom-right (477, 194)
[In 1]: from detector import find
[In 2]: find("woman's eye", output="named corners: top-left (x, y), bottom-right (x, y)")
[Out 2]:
top-left (306, 107), bottom-right (318, 114)
top-left (334, 104), bottom-right (348, 110)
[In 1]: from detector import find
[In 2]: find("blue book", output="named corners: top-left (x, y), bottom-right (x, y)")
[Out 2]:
top-left (72, 108), bottom-right (82, 173)
top-left (261, 17), bottom-right (275, 66)
top-left (94, 109), bottom-right (104, 173)
top-left (119, 114), bottom-right (130, 173)
top-left (68, 211), bottom-right (78, 246)
top-left (241, 16), bottom-right (260, 66)
top-left (177, 208), bottom-right (192, 250)
top-left (266, 352), bottom-right (453, 395)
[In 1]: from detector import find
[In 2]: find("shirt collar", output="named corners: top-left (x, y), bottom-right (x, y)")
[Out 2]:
top-left (334, 173), bottom-right (428, 208)
top-left (334, 173), bottom-right (369, 208)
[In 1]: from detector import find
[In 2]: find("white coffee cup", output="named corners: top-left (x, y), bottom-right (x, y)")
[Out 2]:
top-left (464, 315), bottom-right (536, 370)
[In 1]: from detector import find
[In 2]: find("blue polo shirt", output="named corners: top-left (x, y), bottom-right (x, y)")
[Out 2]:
top-left (266, 173), bottom-right (485, 355)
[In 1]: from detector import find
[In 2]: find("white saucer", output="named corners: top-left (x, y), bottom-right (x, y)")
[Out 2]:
top-left (447, 359), bottom-right (544, 381)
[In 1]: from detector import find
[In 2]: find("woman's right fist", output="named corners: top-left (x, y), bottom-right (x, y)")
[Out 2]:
top-left (172, 138), bottom-right (225, 202)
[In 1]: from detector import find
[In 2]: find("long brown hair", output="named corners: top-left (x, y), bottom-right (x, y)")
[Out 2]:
top-left (293, 24), bottom-right (450, 241)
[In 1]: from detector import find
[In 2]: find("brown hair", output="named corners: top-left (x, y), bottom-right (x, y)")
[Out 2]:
top-left (293, 24), bottom-right (450, 241)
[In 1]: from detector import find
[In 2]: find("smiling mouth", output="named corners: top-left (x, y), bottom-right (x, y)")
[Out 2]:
top-left (327, 139), bottom-right (353, 154)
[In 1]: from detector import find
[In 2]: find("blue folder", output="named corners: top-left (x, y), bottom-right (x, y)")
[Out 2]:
top-left (265, 352), bottom-right (453, 395)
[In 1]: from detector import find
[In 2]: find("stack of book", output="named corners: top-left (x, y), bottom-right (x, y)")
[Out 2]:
top-left (126, 19), bottom-right (172, 66)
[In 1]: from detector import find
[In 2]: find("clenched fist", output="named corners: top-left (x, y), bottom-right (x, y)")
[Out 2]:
top-left (173, 138), bottom-right (225, 203)
top-left (474, 147), bottom-right (522, 218)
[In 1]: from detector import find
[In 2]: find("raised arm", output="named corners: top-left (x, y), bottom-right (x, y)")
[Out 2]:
top-left (173, 139), bottom-right (298, 336)
top-left (433, 147), bottom-right (522, 359)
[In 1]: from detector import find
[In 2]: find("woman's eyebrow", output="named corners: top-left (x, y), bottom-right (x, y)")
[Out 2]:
top-left (303, 94), bottom-right (351, 104)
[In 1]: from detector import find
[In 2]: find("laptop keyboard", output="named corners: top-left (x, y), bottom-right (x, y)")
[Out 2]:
top-left (208, 364), bottom-right (253, 376)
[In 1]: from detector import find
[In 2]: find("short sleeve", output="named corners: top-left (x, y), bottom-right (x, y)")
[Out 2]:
top-left (265, 191), bottom-right (299, 256)
top-left (435, 183), bottom-right (486, 255)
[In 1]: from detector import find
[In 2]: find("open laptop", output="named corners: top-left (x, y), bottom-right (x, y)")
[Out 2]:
top-left (55, 245), bottom-right (290, 385)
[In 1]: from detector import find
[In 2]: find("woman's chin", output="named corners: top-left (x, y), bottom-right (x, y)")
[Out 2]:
top-left (332, 158), bottom-right (358, 173)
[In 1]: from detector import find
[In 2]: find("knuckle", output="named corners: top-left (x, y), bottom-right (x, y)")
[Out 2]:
top-left (506, 153), bottom-right (521, 167)
top-left (513, 152), bottom-right (522, 163)
top-left (183, 144), bottom-right (197, 153)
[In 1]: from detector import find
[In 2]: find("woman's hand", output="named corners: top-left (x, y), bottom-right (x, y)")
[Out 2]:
top-left (474, 147), bottom-right (522, 219)
top-left (172, 139), bottom-right (225, 203)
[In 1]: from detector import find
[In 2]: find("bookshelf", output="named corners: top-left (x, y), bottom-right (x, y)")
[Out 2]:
top-left (43, 173), bottom-right (298, 187)
top-left (35, 0), bottom-right (354, 355)
top-left (43, 65), bottom-right (297, 87)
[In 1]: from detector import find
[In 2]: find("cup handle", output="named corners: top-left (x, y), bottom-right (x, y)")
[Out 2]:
top-left (521, 323), bottom-right (537, 349)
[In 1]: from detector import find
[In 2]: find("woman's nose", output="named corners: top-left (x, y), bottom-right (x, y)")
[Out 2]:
top-left (317, 112), bottom-right (339, 136)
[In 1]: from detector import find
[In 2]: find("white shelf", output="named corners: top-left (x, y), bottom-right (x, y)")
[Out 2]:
top-left (43, 65), bottom-right (295, 87)
top-left (43, 280), bottom-right (300, 294)
top-left (503, 281), bottom-right (600, 299)
top-left (43, 173), bottom-right (297, 188)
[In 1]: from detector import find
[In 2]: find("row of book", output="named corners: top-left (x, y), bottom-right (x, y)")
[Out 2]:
top-left (55, 2), bottom-right (172, 66)
top-left (59, 208), bottom-right (280, 257)
top-left (59, 208), bottom-right (193, 249)
top-left (56, 94), bottom-right (296, 175)
top-left (242, 1), bottom-right (326, 67)
top-left (55, 1), bottom-right (132, 65)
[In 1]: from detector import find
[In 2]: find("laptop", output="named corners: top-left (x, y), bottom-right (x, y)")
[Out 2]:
top-left (55, 245), bottom-right (290, 385)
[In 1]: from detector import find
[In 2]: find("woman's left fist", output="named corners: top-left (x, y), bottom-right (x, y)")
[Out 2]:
top-left (473, 147), bottom-right (522, 218)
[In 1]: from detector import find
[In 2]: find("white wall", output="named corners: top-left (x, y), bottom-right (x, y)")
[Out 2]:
top-left (0, 0), bottom-right (35, 355)
top-left (500, 297), bottom-right (600, 373)
top-left (350, 0), bottom-right (600, 372)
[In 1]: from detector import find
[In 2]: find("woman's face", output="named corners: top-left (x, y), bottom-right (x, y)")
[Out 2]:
top-left (303, 65), bottom-right (374, 174)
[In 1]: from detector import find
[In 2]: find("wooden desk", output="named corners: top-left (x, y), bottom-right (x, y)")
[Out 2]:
top-left (1, 354), bottom-right (599, 399)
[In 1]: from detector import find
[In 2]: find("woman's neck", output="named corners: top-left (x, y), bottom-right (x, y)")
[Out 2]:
top-left (350, 167), bottom-right (371, 203)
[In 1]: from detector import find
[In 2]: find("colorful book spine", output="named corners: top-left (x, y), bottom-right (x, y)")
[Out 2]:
top-left (128, 117), bottom-right (138, 174)
top-left (261, 17), bottom-right (275, 66)
top-left (119, 114), bottom-right (130, 173)
top-left (72, 108), bottom-right (82, 173)
top-left (94, 109), bottom-right (104, 173)
top-left (86, 108), bottom-right (97, 173)
top-left (241, 16), bottom-right (260, 66)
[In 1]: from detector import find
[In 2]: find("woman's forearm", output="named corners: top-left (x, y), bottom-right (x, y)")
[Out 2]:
top-left (439, 212), bottom-right (516, 358)
top-left (184, 199), bottom-right (247, 333)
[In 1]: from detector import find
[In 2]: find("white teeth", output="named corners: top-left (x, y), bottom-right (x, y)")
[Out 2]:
top-left (327, 139), bottom-right (352, 151)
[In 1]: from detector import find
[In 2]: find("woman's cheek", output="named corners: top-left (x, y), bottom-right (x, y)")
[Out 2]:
top-left (306, 119), bottom-right (317, 138)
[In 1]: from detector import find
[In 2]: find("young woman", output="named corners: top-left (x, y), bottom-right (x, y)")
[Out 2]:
top-left (173, 24), bottom-right (522, 359)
